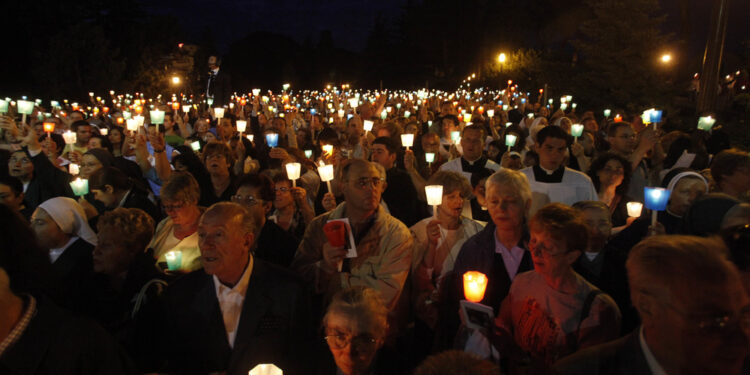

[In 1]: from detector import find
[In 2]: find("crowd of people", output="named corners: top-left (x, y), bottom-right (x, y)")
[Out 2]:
top-left (1, 58), bottom-right (750, 375)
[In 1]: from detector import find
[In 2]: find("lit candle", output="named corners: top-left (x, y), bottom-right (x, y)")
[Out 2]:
top-left (150, 109), bottom-right (165, 124)
top-left (487, 109), bottom-right (495, 118)
top-left (401, 133), bottom-right (414, 150)
top-left (425, 185), bottom-right (443, 220)
top-left (182, 105), bottom-right (190, 114)
top-left (252, 88), bottom-right (261, 96)
top-left (404, 111), bottom-right (411, 118)
top-left (318, 162), bottom-right (335, 193)
top-left (348, 98), bottom-right (358, 108)
top-left (69, 177), bottom-right (89, 196)
top-left (571, 124), bottom-right (584, 142)
top-left (172, 102), bottom-right (180, 111)
top-left (122, 111), bottom-right (132, 120)
top-left (246, 134), bottom-right (254, 142)
top-left (337, 109), bottom-right (345, 119)
top-left (0, 99), bottom-right (8, 113)
top-left (463, 113), bottom-right (472, 123)
top-left (43, 121), bottom-right (55, 135)
top-left (17, 100), bottom-right (34, 125)
top-left (213, 107), bottom-right (225, 119)
top-left (68, 163), bottom-right (80, 176)
top-left (505, 134), bottom-right (517, 152)
top-left (285, 162), bottom-right (301, 187)
top-left (266, 133), bottom-right (279, 147)
top-left (322, 144), bottom-right (334, 156)
top-left (304, 149), bottom-right (313, 159)
top-left (425, 152), bottom-right (435, 165)
top-left (100, 128), bottom-right (108, 136)
top-left (190, 141), bottom-right (201, 151)
top-left (165, 250), bottom-right (182, 271)
top-left (643, 187), bottom-right (671, 226)
top-left (249, 363), bottom-right (283, 375)
top-left (697, 116), bottom-right (716, 131)
top-left (134, 115), bottom-right (145, 129)
top-left (363, 120), bottom-right (373, 133)
top-left (463, 271), bottom-right (488, 303)
top-left (236, 120), bottom-right (247, 134)
top-left (603, 109), bottom-right (611, 118)
top-left (126, 119), bottom-right (138, 133)
top-left (614, 114), bottom-right (623, 123)
top-left (450, 131), bottom-right (461, 144)
top-left (62, 130), bottom-right (77, 145)
top-left (626, 202), bottom-right (643, 218)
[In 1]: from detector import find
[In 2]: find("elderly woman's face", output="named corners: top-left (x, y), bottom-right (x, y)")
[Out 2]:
top-left (162, 199), bottom-right (197, 225)
top-left (93, 226), bottom-right (134, 276)
top-left (486, 183), bottom-right (526, 232)
top-left (325, 312), bottom-right (383, 375)
top-left (528, 228), bottom-right (575, 279)
top-left (668, 177), bottom-right (707, 217)
top-left (79, 154), bottom-right (103, 179)
top-left (438, 190), bottom-right (464, 219)
top-left (30, 208), bottom-right (67, 249)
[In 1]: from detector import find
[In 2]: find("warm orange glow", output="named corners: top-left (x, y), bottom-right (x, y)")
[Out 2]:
top-left (172, 102), bottom-right (180, 110)
top-left (614, 114), bottom-right (623, 123)
top-left (43, 122), bottom-right (55, 133)
top-left (135, 106), bottom-right (143, 114)
top-left (463, 271), bottom-right (488, 303)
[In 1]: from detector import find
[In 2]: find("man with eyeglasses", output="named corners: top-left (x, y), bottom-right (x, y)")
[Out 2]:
top-left (554, 235), bottom-right (750, 375)
top-left (232, 174), bottom-right (299, 268)
top-left (292, 159), bottom-right (413, 340)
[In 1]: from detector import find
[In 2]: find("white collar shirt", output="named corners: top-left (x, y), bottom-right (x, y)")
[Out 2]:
top-left (212, 255), bottom-right (254, 348)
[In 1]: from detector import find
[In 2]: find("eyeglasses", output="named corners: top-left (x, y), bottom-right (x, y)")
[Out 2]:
top-left (274, 187), bottom-right (290, 193)
top-left (526, 237), bottom-right (567, 258)
top-left (324, 333), bottom-right (378, 351)
top-left (666, 303), bottom-right (750, 337)
top-left (351, 177), bottom-right (385, 189)
top-left (162, 202), bottom-right (186, 211)
top-left (231, 195), bottom-right (259, 206)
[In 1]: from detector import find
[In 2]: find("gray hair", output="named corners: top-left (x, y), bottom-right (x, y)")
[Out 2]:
top-left (323, 286), bottom-right (388, 340)
top-left (202, 202), bottom-right (257, 236)
top-left (485, 168), bottom-right (532, 207)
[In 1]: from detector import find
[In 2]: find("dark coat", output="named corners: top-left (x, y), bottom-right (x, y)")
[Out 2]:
top-left (382, 167), bottom-right (428, 227)
top-left (50, 237), bottom-right (96, 314)
top-left (553, 330), bottom-right (650, 375)
top-left (0, 296), bottom-right (136, 375)
top-left (23, 148), bottom-right (74, 211)
top-left (255, 220), bottom-right (300, 268)
top-left (207, 70), bottom-right (232, 108)
top-left (138, 259), bottom-right (312, 375)
top-left (434, 222), bottom-right (533, 351)
top-left (121, 188), bottom-right (161, 223)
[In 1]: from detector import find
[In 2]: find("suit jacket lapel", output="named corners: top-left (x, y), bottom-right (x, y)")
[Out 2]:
top-left (191, 274), bottom-right (231, 357)
top-left (228, 261), bottom-right (271, 371)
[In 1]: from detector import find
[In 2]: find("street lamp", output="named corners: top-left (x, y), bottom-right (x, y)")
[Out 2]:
top-left (660, 53), bottom-right (672, 64)
top-left (498, 53), bottom-right (507, 63)
top-left (171, 76), bottom-right (181, 85)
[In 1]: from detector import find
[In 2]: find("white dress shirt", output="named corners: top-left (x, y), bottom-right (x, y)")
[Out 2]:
top-left (213, 255), bottom-right (254, 348)
top-left (494, 231), bottom-right (526, 281)
top-left (639, 326), bottom-right (668, 375)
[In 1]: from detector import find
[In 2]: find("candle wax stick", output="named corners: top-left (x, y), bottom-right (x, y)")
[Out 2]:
top-left (326, 180), bottom-right (332, 194)
top-left (651, 210), bottom-right (657, 226)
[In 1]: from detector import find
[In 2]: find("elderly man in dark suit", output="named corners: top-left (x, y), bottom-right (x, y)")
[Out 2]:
top-left (206, 55), bottom-right (232, 108)
top-left (553, 235), bottom-right (750, 375)
top-left (139, 202), bottom-right (311, 375)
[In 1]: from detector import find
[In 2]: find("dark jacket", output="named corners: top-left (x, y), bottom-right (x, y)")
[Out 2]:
top-left (207, 70), bottom-right (232, 108)
top-left (23, 148), bottom-right (74, 211)
top-left (50, 237), bottom-right (96, 314)
top-left (0, 296), bottom-right (136, 375)
top-left (382, 167), bottom-right (428, 227)
top-left (255, 219), bottom-right (300, 268)
top-left (121, 188), bottom-right (161, 223)
top-left (138, 259), bottom-right (311, 375)
top-left (435, 222), bottom-right (533, 350)
top-left (553, 330), bottom-right (649, 375)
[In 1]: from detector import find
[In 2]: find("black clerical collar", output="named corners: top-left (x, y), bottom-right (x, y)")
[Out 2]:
top-left (532, 164), bottom-right (565, 183)
top-left (461, 156), bottom-right (488, 174)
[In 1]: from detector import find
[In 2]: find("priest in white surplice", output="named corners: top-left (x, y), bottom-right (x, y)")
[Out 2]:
top-left (439, 125), bottom-right (500, 183)
top-left (521, 126), bottom-right (597, 214)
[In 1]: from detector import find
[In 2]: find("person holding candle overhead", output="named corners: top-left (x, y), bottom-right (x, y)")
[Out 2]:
top-left (436, 169), bottom-right (534, 352)
top-left (521, 126), bottom-right (597, 215)
top-left (61, 120), bottom-right (93, 162)
top-left (270, 173), bottom-right (315, 242)
top-left (138, 202), bottom-right (311, 374)
top-left (292, 159), bottom-right (413, 341)
top-left (491, 203), bottom-right (621, 373)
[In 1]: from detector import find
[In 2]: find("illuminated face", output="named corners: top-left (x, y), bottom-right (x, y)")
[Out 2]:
top-left (325, 312), bottom-right (383, 375)
top-left (341, 163), bottom-right (382, 214)
top-left (438, 190), bottom-right (465, 220)
top-left (536, 137), bottom-right (568, 171)
top-left (204, 151), bottom-right (229, 175)
top-left (609, 126), bottom-right (636, 155)
top-left (0, 183), bottom-right (23, 211)
top-left (421, 135), bottom-right (440, 154)
top-left (197, 211), bottom-right (252, 283)
top-left (527, 227), bottom-right (577, 279)
top-left (596, 159), bottom-right (625, 189)
top-left (76, 125), bottom-right (92, 145)
top-left (668, 177), bottom-right (707, 217)
top-left (79, 154), bottom-right (103, 179)
top-left (8, 151), bottom-right (33, 182)
top-left (370, 144), bottom-right (395, 169)
top-left (273, 180), bottom-right (294, 210)
top-left (486, 183), bottom-right (526, 232)
top-left (460, 128), bottom-right (484, 161)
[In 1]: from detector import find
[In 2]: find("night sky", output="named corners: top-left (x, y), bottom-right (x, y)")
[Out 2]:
top-left (146, 0), bottom-right (406, 52)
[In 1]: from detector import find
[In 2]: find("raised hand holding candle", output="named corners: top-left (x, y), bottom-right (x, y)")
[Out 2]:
top-left (571, 124), bottom-right (584, 142)
top-left (214, 107), bottom-right (225, 119)
top-left (285, 162), bottom-right (301, 187)
top-left (150, 109), bottom-right (165, 132)
top-left (126, 119), bottom-right (138, 133)
top-left (0, 99), bottom-right (8, 113)
top-left (626, 202), bottom-right (643, 218)
top-left (165, 250), bottom-right (182, 271)
top-left (463, 271), bottom-right (488, 303)
top-left (70, 177), bottom-right (89, 196)
top-left (425, 185), bottom-right (443, 220)
top-left (401, 133), bottom-right (414, 150)
top-left (505, 134), bottom-right (517, 152)
top-left (43, 122), bottom-right (55, 137)
top-left (17, 99), bottom-right (34, 125)
top-left (644, 187), bottom-right (670, 226)
top-left (363, 120), bottom-right (373, 133)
